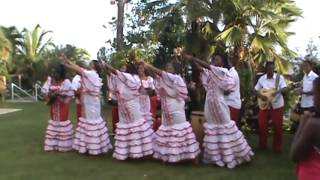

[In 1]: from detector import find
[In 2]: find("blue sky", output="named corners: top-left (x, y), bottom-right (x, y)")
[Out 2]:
top-left (0, 0), bottom-right (318, 57)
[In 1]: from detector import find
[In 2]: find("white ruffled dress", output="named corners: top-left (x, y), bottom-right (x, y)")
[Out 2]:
top-left (72, 69), bottom-right (113, 155)
top-left (108, 70), bottom-right (154, 160)
top-left (201, 65), bottom-right (254, 168)
top-left (42, 77), bottom-right (74, 152)
top-left (153, 71), bottom-right (200, 163)
top-left (138, 76), bottom-right (155, 126)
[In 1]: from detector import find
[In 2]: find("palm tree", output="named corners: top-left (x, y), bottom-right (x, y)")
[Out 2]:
top-left (18, 24), bottom-right (53, 84)
top-left (0, 30), bottom-right (12, 62)
top-left (0, 26), bottom-right (24, 77)
top-left (183, 0), bottom-right (302, 73)
top-left (215, 0), bottom-right (302, 73)
top-left (0, 26), bottom-right (23, 55)
top-left (0, 30), bottom-right (12, 79)
top-left (19, 25), bottom-right (52, 66)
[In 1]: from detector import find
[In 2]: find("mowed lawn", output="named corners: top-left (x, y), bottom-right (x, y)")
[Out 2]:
top-left (0, 102), bottom-right (296, 180)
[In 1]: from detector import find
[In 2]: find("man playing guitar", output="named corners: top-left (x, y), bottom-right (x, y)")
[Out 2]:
top-left (255, 61), bottom-right (287, 153)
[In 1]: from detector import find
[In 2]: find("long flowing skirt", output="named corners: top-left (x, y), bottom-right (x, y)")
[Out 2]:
top-left (73, 95), bottom-right (112, 155)
top-left (113, 97), bottom-right (154, 160)
top-left (139, 95), bottom-right (153, 126)
top-left (153, 97), bottom-right (200, 163)
top-left (113, 120), bottom-right (154, 160)
top-left (153, 122), bottom-right (200, 163)
top-left (44, 101), bottom-right (74, 152)
top-left (202, 94), bottom-right (253, 168)
top-left (44, 120), bottom-right (74, 152)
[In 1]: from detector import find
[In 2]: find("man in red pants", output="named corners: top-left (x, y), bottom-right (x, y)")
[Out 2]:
top-left (255, 61), bottom-right (287, 153)
top-left (150, 95), bottom-right (161, 131)
top-left (108, 92), bottom-right (119, 135)
top-left (224, 63), bottom-right (242, 128)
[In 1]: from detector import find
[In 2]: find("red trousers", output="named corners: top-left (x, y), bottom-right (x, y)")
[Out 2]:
top-left (76, 103), bottom-right (82, 124)
top-left (153, 117), bottom-right (161, 131)
top-left (150, 96), bottom-right (159, 119)
top-left (112, 106), bottom-right (119, 134)
top-left (150, 96), bottom-right (161, 131)
top-left (258, 107), bottom-right (284, 152)
top-left (229, 106), bottom-right (240, 128)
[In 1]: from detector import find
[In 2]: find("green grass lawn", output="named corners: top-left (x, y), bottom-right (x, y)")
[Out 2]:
top-left (0, 102), bottom-right (296, 180)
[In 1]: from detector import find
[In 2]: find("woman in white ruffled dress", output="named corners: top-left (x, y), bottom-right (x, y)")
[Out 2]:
top-left (136, 63), bottom-right (155, 126)
top-left (143, 61), bottom-right (200, 163)
top-left (105, 62), bottom-right (154, 160)
top-left (42, 64), bottom-right (74, 152)
top-left (62, 56), bottom-right (112, 155)
top-left (184, 53), bottom-right (253, 168)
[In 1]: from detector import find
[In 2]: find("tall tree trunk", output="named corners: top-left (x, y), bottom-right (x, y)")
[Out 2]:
top-left (29, 62), bottom-right (36, 95)
top-left (233, 42), bottom-right (246, 70)
top-left (116, 0), bottom-right (125, 51)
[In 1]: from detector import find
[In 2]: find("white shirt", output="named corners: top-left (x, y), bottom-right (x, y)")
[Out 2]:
top-left (301, 70), bottom-right (318, 108)
top-left (71, 75), bottom-right (81, 104)
top-left (224, 67), bottom-right (241, 109)
top-left (255, 74), bottom-right (287, 109)
top-left (71, 75), bottom-right (81, 91)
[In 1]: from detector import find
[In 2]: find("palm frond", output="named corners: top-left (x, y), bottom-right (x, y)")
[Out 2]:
top-left (250, 35), bottom-right (273, 53)
top-left (215, 25), bottom-right (244, 45)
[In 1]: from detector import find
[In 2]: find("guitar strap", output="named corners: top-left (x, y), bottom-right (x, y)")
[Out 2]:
top-left (275, 74), bottom-right (280, 91)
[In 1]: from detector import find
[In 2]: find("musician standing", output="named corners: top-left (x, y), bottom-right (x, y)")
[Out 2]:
top-left (255, 61), bottom-right (287, 153)
top-left (224, 59), bottom-right (242, 128)
top-left (300, 60), bottom-right (318, 114)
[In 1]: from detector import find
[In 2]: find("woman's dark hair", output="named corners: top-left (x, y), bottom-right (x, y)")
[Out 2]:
top-left (313, 77), bottom-right (320, 116)
top-left (167, 60), bottom-right (182, 75)
top-left (91, 60), bottom-right (103, 78)
top-left (51, 63), bottom-right (66, 80)
top-left (212, 53), bottom-right (230, 69)
top-left (137, 63), bottom-right (149, 76)
top-left (126, 62), bottom-right (138, 75)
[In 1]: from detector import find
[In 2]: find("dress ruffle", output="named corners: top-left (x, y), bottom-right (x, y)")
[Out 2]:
top-left (153, 121), bottom-right (200, 163)
top-left (142, 110), bottom-right (153, 127)
top-left (44, 120), bottom-right (74, 152)
top-left (73, 117), bottom-right (112, 155)
top-left (202, 121), bottom-right (254, 168)
top-left (113, 120), bottom-right (154, 160)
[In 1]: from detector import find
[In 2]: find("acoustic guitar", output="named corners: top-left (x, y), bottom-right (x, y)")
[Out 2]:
top-left (258, 77), bottom-right (300, 110)
top-left (258, 88), bottom-right (277, 110)
top-left (257, 74), bottom-right (280, 110)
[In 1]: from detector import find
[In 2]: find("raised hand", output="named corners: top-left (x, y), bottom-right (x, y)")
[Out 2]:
top-left (60, 54), bottom-right (72, 66)
top-left (60, 54), bottom-right (82, 73)
top-left (101, 61), bottom-right (107, 69)
top-left (174, 47), bottom-right (183, 57)
top-left (135, 60), bottom-right (144, 65)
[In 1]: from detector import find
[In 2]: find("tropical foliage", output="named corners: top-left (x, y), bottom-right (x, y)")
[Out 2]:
top-left (0, 30), bottom-right (12, 78)
top-left (0, 24), bottom-right (90, 89)
top-left (103, 0), bottom-right (302, 131)
top-left (0, 30), bottom-right (12, 62)
top-left (0, 0), bottom-right (306, 131)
